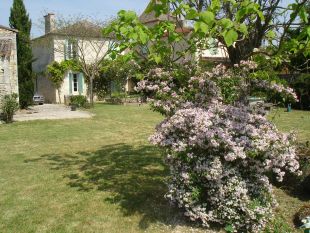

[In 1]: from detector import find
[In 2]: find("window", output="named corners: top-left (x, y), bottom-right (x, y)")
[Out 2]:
top-left (73, 74), bottom-right (78, 92)
top-left (65, 39), bottom-right (78, 60)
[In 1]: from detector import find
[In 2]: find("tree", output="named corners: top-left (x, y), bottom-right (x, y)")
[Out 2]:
top-left (104, 1), bottom-right (306, 231)
top-left (95, 57), bottom-right (140, 98)
top-left (287, 2), bottom-right (310, 72)
top-left (105, 0), bottom-right (310, 66)
top-left (9, 0), bottom-right (34, 108)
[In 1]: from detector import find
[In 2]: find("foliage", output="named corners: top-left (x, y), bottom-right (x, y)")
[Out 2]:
top-left (286, 2), bottom-right (310, 73)
top-left (298, 142), bottom-right (310, 194)
top-left (94, 57), bottom-right (140, 98)
top-left (135, 62), bottom-right (300, 232)
top-left (104, 0), bottom-right (310, 65)
top-left (1, 93), bottom-right (19, 123)
top-left (291, 73), bottom-right (310, 110)
top-left (9, 0), bottom-right (34, 108)
top-left (69, 95), bottom-right (87, 108)
top-left (47, 60), bottom-right (81, 104)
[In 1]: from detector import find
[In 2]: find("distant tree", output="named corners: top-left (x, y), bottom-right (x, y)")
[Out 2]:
top-left (9, 0), bottom-right (34, 108)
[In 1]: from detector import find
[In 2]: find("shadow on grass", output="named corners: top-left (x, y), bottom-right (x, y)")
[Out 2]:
top-left (25, 143), bottom-right (205, 231)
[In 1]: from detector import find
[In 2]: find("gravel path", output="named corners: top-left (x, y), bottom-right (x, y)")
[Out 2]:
top-left (13, 104), bottom-right (93, 122)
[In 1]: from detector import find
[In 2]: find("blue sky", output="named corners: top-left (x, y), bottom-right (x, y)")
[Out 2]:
top-left (1, 0), bottom-right (293, 38)
top-left (0, 0), bottom-right (150, 37)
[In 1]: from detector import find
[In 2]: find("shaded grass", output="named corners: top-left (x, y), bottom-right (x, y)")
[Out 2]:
top-left (270, 109), bottom-right (310, 232)
top-left (0, 104), bottom-right (308, 232)
top-left (0, 104), bottom-right (208, 233)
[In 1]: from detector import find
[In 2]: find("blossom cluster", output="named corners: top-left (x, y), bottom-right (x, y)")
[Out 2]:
top-left (135, 61), bottom-right (300, 232)
top-left (253, 80), bottom-right (299, 102)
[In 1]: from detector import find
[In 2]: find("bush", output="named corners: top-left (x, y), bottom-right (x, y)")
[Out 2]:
top-left (136, 62), bottom-right (300, 232)
top-left (1, 94), bottom-right (19, 123)
top-left (279, 142), bottom-right (310, 194)
top-left (69, 95), bottom-right (87, 108)
top-left (298, 142), bottom-right (310, 194)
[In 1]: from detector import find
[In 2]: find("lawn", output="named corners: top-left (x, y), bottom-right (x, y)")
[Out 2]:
top-left (0, 104), bottom-right (309, 233)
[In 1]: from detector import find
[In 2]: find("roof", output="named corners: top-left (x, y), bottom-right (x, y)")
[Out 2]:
top-left (33, 20), bottom-right (111, 41)
top-left (139, 0), bottom-right (176, 25)
top-left (0, 25), bottom-right (18, 33)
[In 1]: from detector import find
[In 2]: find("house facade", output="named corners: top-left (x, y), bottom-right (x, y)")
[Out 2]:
top-left (32, 14), bottom-right (112, 103)
top-left (0, 25), bottom-right (18, 103)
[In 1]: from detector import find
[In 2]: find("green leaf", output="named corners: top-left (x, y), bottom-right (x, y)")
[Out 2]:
top-left (238, 23), bottom-right (248, 35)
top-left (186, 9), bottom-right (198, 20)
top-left (266, 30), bottom-right (276, 40)
top-left (194, 22), bottom-right (208, 34)
top-left (236, 8), bottom-right (247, 22)
top-left (210, 0), bottom-right (220, 12)
top-left (299, 7), bottom-right (309, 23)
top-left (219, 18), bottom-right (234, 29)
top-left (139, 31), bottom-right (148, 44)
top-left (223, 29), bottom-right (238, 47)
top-left (200, 11), bottom-right (215, 26)
top-left (225, 225), bottom-right (234, 233)
top-left (154, 55), bottom-right (162, 64)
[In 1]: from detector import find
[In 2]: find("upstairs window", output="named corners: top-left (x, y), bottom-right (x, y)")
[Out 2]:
top-left (65, 39), bottom-right (78, 60)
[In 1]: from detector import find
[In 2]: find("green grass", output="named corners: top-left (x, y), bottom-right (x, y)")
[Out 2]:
top-left (0, 105), bottom-right (309, 233)
top-left (269, 109), bottom-right (310, 232)
top-left (270, 108), bottom-right (310, 142)
top-left (0, 104), bottom-right (207, 233)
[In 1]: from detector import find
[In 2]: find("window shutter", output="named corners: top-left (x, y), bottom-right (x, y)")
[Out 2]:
top-left (78, 73), bottom-right (84, 94)
top-left (69, 72), bottom-right (73, 94)
top-left (64, 40), bottom-right (68, 60)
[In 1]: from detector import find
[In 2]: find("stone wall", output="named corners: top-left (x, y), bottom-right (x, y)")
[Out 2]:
top-left (0, 27), bottom-right (18, 104)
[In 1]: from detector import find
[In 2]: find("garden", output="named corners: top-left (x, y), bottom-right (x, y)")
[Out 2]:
top-left (1, 0), bottom-right (310, 232)
top-left (0, 104), bottom-right (308, 233)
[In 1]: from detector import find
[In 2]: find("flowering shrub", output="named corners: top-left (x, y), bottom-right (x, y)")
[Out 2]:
top-left (136, 61), bottom-right (300, 232)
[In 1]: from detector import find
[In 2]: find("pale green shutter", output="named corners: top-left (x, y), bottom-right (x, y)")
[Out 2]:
top-left (64, 40), bottom-right (68, 60)
top-left (78, 73), bottom-right (84, 94)
top-left (69, 73), bottom-right (73, 94)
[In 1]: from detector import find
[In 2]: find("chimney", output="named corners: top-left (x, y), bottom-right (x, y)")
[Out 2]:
top-left (44, 13), bottom-right (55, 34)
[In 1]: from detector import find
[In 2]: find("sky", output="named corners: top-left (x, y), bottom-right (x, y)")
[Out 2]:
top-left (0, 0), bottom-right (150, 38)
top-left (1, 0), bottom-right (294, 38)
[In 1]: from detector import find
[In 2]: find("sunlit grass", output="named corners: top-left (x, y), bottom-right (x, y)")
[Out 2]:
top-left (0, 104), bottom-right (308, 232)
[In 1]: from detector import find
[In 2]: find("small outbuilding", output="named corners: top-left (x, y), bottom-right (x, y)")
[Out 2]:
top-left (0, 25), bottom-right (19, 102)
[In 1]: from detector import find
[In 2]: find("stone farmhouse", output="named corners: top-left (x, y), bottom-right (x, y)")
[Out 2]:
top-left (0, 25), bottom-right (19, 103)
top-left (32, 1), bottom-right (227, 104)
top-left (32, 13), bottom-right (115, 103)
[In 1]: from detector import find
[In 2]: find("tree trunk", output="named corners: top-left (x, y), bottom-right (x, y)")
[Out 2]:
top-left (90, 74), bottom-right (94, 107)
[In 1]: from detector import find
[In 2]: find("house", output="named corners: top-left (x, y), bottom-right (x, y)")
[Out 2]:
top-left (0, 25), bottom-right (18, 103)
top-left (32, 13), bottom-right (113, 103)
